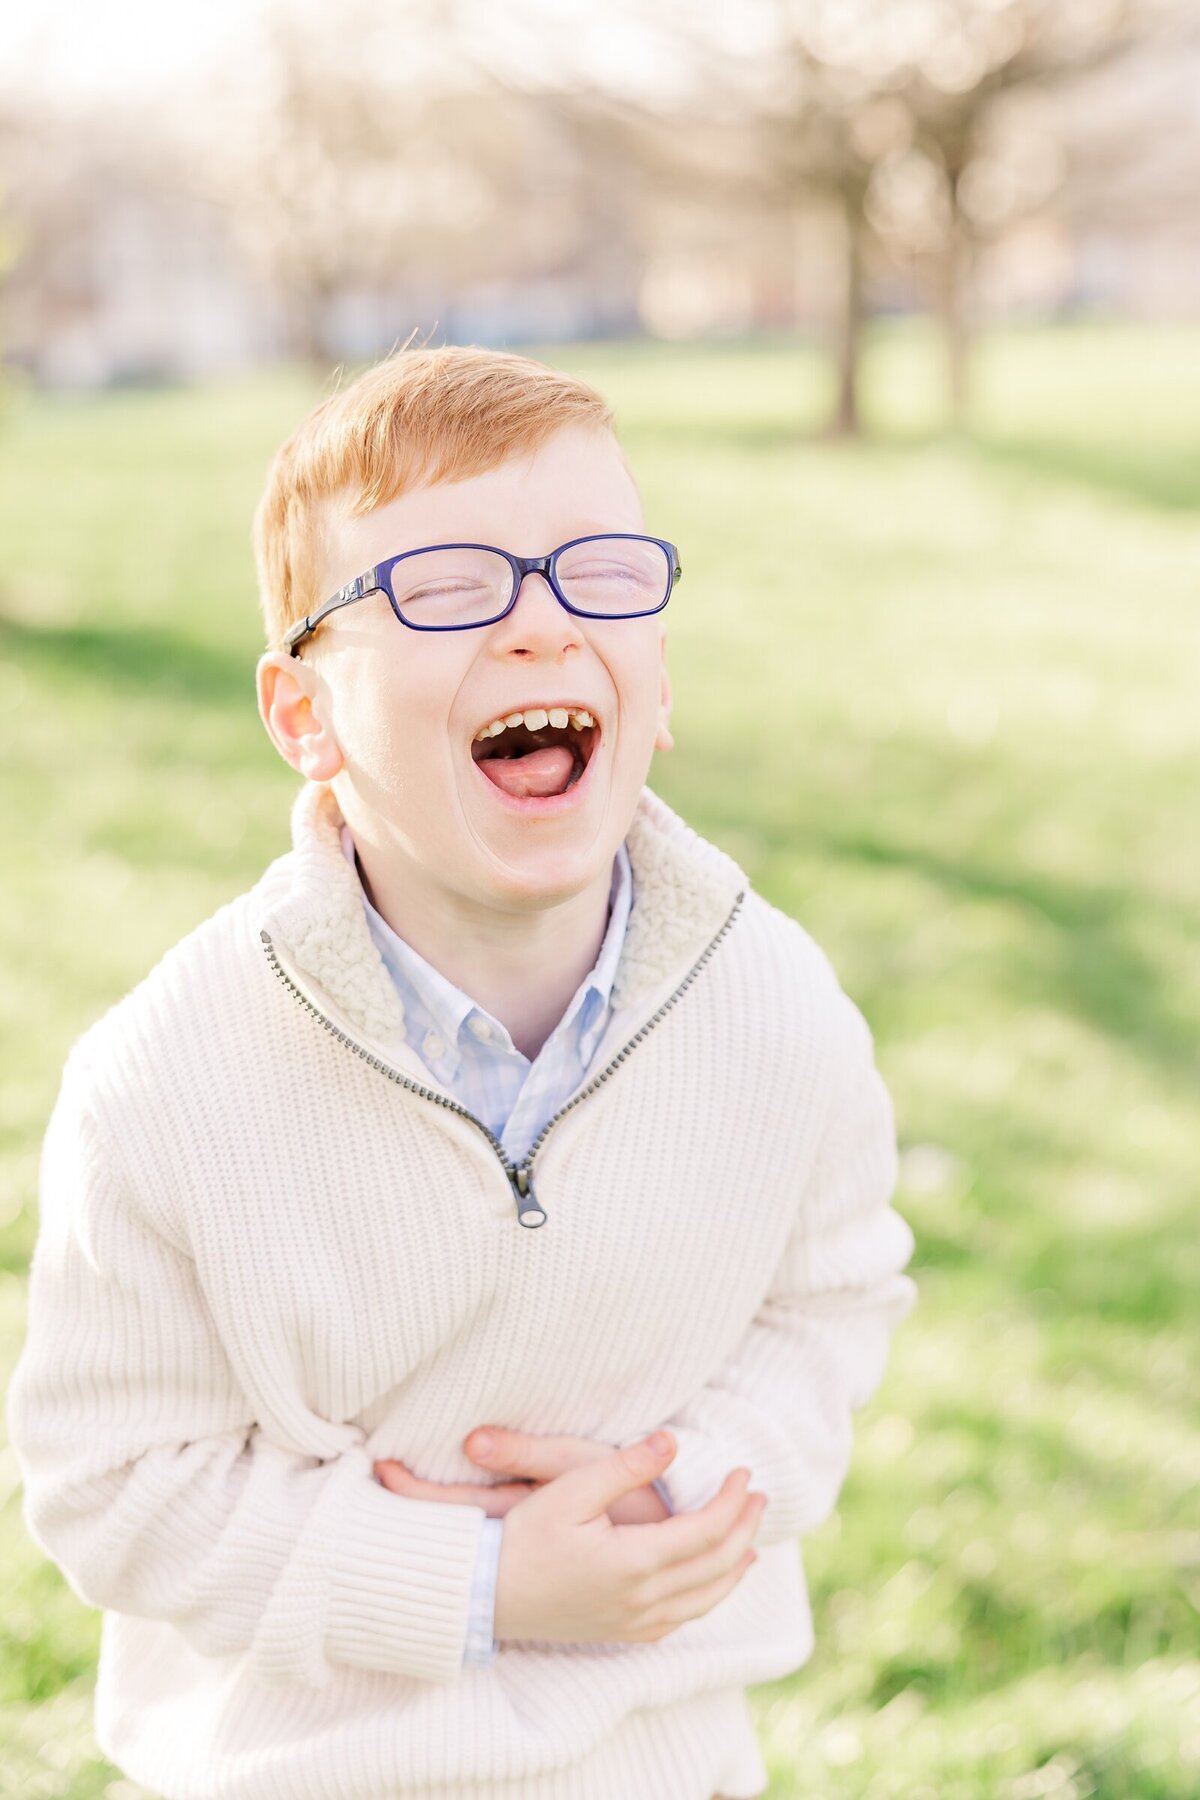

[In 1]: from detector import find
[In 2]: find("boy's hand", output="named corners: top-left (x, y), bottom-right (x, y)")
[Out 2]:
top-left (488, 1433), bottom-right (764, 1646)
top-left (374, 1426), bottom-right (671, 1523)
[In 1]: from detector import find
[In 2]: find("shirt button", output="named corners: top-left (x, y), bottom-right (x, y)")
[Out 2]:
top-left (467, 1016), bottom-right (492, 1041)
top-left (422, 1030), bottom-right (446, 1061)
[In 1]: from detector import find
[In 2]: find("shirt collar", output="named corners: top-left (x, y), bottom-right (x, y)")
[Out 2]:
top-left (339, 825), bottom-right (632, 1070)
top-left (255, 780), bottom-right (747, 1057)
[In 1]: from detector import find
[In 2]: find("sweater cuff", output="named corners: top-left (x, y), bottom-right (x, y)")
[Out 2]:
top-left (326, 1468), bottom-right (490, 1682)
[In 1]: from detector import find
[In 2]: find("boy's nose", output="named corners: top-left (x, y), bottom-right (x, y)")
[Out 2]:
top-left (493, 568), bottom-right (582, 656)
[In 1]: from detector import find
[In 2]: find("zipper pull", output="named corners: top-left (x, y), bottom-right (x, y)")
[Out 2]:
top-left (509, 1165), bottom-right (546, 1228)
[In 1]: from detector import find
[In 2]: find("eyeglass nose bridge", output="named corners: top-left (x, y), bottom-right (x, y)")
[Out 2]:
top-left (504, 551), bottom-right (568, 614)
top-left (512, 552), bottom-right (554, 579)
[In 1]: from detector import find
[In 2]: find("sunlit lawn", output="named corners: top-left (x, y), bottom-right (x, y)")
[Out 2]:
top-left (1, 319), bottom-right (1197, 1798)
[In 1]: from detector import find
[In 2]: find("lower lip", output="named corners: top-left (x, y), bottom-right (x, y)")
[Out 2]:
top-left (470, 734), bottom-right (602, 817)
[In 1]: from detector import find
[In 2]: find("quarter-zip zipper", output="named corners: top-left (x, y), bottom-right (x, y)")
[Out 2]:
top-left (260, 889), bottom-right (744, 1229)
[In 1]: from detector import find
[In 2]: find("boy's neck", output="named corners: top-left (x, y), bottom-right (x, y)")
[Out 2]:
top-left (347, 830), bottom-right (617, 1062)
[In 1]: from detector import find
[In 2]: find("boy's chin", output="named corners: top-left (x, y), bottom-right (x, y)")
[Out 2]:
top-left (471, 822), bottom-right (608, 892)
top-left (463, 783), bottom-right (623, 902)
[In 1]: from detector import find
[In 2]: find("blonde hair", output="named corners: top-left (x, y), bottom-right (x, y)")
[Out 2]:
top-left (252, 340), bottom-right (623, 654)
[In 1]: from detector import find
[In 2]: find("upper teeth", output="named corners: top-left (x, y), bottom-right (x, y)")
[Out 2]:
top-left (474, 706), bottom-right (595, 741)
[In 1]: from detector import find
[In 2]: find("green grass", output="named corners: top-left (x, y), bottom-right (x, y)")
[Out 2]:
top-left (1, 318), bottom-right (1198, 1798)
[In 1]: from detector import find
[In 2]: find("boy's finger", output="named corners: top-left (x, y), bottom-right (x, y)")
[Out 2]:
top-left (616, 1467), bottom-right (758, 1573)
top-left (373, 1461), bottom-right (529, 1512)
top-left (464, 1428), bottom-right (604, 1479)
top-left (645, 1490), bottom-right (766, 1602)
top-left (550, 1432), bottom-right (680, 1521)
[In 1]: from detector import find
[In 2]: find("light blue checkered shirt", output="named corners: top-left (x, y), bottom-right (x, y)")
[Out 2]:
top-left (341, 826), bottom-right (672, 1664)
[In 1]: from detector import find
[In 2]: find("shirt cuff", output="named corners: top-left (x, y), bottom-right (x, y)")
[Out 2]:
top-left (462, 1515), bottom-right (503, 1664)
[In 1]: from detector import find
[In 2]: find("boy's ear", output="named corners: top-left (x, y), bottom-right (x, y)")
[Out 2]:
top-left (256, 651), bottom-right (345, 782)
top-left (654, 636), bottom-right (674, 753)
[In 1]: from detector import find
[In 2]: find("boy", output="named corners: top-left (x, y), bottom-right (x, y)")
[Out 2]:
top-left (7, 344), bottom-right (918, 1800)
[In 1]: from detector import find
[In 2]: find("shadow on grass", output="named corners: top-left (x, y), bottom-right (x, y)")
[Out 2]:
top-left (805, 823), bottom-right (1198, 1092)
top-left (0, 610), bottom-right (256, 708)
top-left (966, 432), bottom-right (1200, 515)
top-left (628, 417), bottom-right (833, 454)
top-left (630, 412), bottom-right (1200, 515)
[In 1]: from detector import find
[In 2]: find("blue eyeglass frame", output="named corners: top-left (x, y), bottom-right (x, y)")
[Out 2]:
top-left (283, 532), bottom-right (681, 655)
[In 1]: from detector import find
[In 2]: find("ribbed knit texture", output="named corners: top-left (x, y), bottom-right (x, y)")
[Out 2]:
top-left (346, 825), bottom-right (671, 1666)
top-left (7, 778), bottom-right (918, 1800)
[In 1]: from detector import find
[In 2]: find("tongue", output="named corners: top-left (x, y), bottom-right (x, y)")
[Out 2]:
top-left (478, 744), bottom-right (577, 798)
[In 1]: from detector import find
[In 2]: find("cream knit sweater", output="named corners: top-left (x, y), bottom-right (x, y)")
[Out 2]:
top-left (7, 778), bottom-right (918, 1800)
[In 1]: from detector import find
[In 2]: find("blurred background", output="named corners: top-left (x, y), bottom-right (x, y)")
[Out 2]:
top-left (1, 1), bottom-right (1198, 1796)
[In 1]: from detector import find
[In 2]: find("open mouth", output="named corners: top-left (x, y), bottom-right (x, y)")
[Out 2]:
top-left (469, 709), bottom-right (600, 801)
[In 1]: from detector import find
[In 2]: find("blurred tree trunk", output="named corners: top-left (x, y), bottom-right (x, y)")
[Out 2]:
top-left (942, 236), bottom-right (969, 427)
top-left (937, 166), bottom-right (973, 428)
top-left (832, 193), bottom-right (866, 437)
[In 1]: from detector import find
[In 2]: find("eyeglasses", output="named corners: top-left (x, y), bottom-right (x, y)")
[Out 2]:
top-left (284, 532), bottom-right (681, 654)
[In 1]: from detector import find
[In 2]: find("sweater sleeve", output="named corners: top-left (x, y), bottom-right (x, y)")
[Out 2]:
top-left (620, 977), bottom-right (917, 1550)
top-left (5, 1053), bottom-right (491, 1688)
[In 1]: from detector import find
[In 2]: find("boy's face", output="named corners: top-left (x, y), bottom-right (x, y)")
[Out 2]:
top-left (256, 422), bottom-right (673, 908)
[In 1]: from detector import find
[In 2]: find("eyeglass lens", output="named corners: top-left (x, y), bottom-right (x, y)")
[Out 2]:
top-left (388, 537), bottom-right (670, 627)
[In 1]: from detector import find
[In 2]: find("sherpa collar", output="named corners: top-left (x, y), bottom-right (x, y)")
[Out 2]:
top-left (254, 778), bottom-right (747, 1052)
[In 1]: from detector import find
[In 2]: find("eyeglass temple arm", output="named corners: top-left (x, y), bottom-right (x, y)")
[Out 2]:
top-left (284, 568), bottom-right (380, 655)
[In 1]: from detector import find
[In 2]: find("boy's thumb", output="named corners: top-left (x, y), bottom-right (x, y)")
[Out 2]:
top-left (557, 1431), bottom-right (676, 1522)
